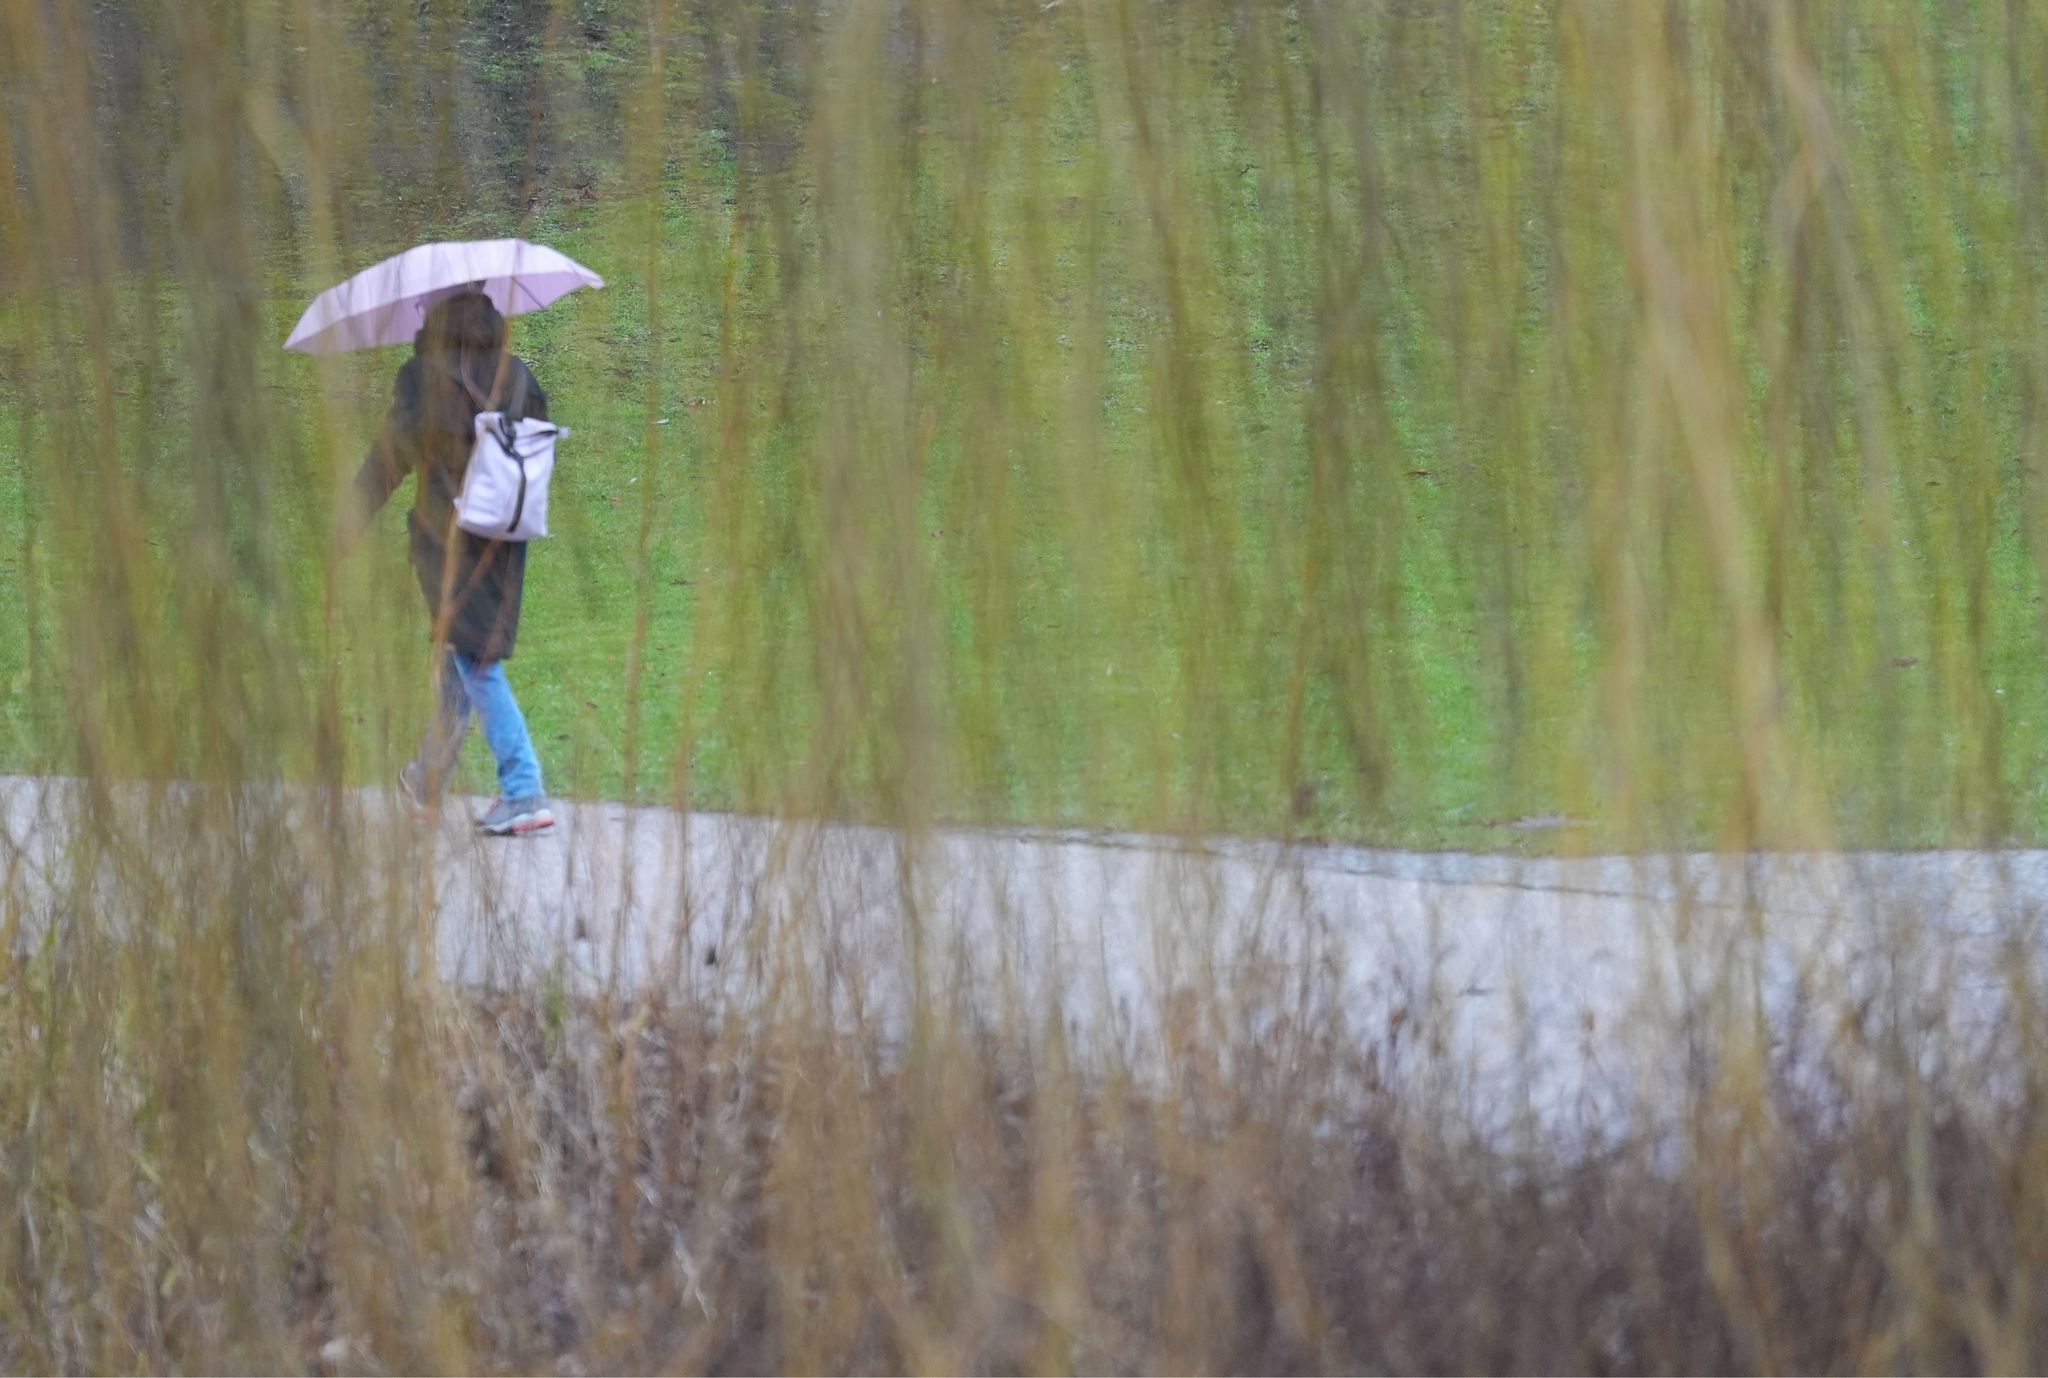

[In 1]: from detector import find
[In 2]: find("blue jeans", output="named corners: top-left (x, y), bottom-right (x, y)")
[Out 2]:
top-left (422, 650), bottom-right (545, 801)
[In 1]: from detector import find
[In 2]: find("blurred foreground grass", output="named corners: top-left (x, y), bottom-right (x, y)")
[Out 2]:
top-left (5, 0), bottom-right (2048, 849)
top-left (8, 0), bottom-right (2048, 1370)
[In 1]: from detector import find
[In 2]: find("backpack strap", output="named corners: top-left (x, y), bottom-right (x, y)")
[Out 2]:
top-left (451, 366), bottom-right (492, 414)
top-left (501, 367), bottom-right (532, 422)
top-left (452, 357), bottom-right (531, 421)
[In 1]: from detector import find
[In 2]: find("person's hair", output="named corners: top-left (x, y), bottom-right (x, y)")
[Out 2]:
top-left (417, 290), bottom-right (510, 423)
top-left (419, 289), bottom-right (506, 360)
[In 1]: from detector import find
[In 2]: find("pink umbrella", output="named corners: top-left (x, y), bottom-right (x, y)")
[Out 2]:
top-left (284, 238), bottom-right (604, 355)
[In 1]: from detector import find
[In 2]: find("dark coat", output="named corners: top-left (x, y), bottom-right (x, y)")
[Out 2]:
top-left (354, 344), bottom-right (548, 661)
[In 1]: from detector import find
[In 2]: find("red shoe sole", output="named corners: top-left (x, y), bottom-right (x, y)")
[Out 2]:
top-left (483, 815), bottom-right (555, 836)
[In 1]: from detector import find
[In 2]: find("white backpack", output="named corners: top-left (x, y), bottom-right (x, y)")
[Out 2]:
top-left (450, 367), bottom-right (563, 541)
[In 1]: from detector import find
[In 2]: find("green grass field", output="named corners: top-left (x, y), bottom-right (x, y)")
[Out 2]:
top-left (6, 2), bottom-right (2048, 859)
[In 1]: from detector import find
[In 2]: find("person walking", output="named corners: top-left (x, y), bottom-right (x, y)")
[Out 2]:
top-left (343, 289), bottom-right (556, 836)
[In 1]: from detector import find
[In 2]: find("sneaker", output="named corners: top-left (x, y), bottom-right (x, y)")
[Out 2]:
top-left (478, 796), bottom-right (555, 836)
top-left (398, 760), bottom-right (436, 816)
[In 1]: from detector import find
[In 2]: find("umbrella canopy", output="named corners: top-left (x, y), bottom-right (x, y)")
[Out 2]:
top-left (285, 238), bottom-right (603, 355)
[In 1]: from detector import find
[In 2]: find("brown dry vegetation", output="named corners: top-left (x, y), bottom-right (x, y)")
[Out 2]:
top-left (124, 985), bottom-right (1976, 1375)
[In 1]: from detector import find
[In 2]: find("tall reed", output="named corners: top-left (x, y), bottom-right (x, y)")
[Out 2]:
top-left (4, 0), bottom-right (2048, 1370)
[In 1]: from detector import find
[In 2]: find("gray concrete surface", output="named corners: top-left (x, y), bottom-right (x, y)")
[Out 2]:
top-left (4, 774), bottom-right (2042, 1136)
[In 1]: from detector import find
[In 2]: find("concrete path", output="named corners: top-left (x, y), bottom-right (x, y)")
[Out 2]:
top-left (4, 775), bottom-right (2043, 1135)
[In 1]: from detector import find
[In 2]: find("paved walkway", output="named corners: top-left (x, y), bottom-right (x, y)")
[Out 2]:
top-left (4, 776), bottom-right (2042, 1135)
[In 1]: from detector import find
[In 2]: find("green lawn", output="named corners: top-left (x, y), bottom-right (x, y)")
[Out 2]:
top-left (5, 2), bottom-right (2048, 853)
